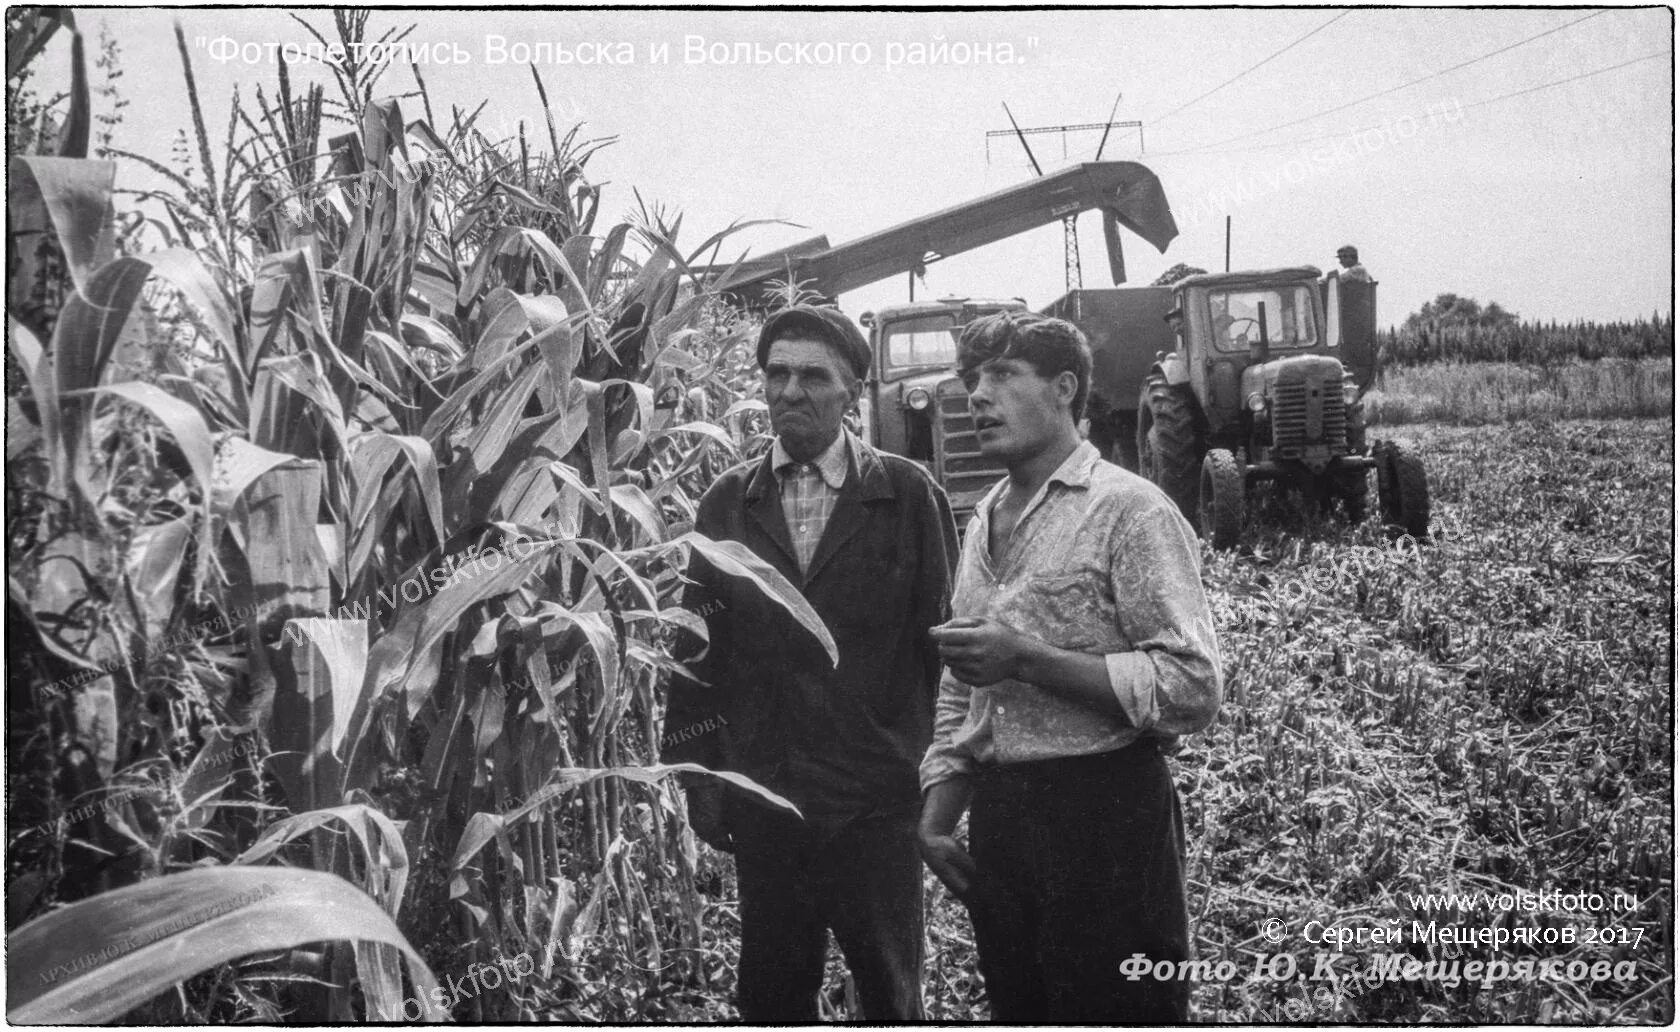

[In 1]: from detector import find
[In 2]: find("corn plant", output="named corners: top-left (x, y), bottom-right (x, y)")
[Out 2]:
top-left (7, 11), bottom-right (816, 1021)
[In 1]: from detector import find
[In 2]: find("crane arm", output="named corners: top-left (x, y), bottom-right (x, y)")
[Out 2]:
top-left (713, 161), bottom-right (1176, 301)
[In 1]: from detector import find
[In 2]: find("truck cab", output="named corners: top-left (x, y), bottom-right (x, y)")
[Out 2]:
top-left (859, 297), bottom-right (1025, 518)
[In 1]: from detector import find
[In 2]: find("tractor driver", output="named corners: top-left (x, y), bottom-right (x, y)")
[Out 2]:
top-left (1336, 245), bottom-right (1372, 283)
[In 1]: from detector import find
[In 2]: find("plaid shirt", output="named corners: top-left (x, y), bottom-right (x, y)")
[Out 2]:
top-left (770, 431), bottom-right (851, 573)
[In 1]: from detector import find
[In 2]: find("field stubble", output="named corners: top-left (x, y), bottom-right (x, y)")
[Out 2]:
top-left (930, 417), bottom-right (1672, 1022)
top-left (680, 418), bottom-right (1672, 1022)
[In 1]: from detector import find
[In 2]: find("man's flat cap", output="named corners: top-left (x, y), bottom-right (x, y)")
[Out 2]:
top-left (1164, 306), bottom-right (1184, 323)
top-left (757, 305), bottom-right (870, 380)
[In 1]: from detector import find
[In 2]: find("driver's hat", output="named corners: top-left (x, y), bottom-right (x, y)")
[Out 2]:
top-left (1163, 306), bottom-right (1184, 323)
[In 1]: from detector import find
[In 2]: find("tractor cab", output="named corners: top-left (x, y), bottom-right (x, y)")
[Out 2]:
top-left (1137, 265), bottom-right (1425, 548)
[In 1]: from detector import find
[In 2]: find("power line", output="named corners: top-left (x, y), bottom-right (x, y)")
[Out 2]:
top-left (1172, 9), bottom-right (1611, 155)
top-left (1106, 11), bottom-right (1351, 153)
top-left (1163, 50), bottom-right (1667, 157)
top-left (1153, 11), bottom-right (1352, 127)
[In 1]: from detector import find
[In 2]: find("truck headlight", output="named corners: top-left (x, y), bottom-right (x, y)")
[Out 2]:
top-left (1247, 392), bottom-right (1266, 414)
top-left (1342, 381), bottom-right (1360, 406)
top-left (905, 387), bottom-right (931, 411)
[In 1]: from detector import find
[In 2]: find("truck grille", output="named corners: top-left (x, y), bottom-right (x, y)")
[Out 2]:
top-left (933, 379), bottom-right (1006, 513)
top-left (1272, 378), bottom-right (1347, 453)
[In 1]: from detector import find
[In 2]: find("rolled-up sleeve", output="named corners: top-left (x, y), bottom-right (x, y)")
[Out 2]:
top-left (1103, 500), bottom-right (1223, 736)
top-left (919, 668), bottom-right (975, 791)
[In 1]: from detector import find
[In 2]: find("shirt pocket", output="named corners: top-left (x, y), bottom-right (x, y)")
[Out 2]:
top-left (1019, 566), bottom-right (1109, 650)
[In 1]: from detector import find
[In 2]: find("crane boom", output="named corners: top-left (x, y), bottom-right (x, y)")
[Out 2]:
top-left (712, 160), bottom-right (1177, 302)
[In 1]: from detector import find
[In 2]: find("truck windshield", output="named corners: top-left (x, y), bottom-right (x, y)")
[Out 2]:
top-left (882, 314), bottom-right (960, 376)
top-left (1207, 286), bottom-right (1318, 351)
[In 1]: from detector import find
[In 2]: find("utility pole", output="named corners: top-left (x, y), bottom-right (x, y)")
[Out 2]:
top-left (986, 93), bottom-right (1142, 294)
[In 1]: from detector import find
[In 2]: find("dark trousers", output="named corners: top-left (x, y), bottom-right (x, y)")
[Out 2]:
top-left (728, 798), bottom-right (926, 1021)
top-left (966, 742), bottom-right (1192, 1023)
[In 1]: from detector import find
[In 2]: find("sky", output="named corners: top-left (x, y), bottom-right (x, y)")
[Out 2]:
top-left (56, 6), bottom-right (1678, 327)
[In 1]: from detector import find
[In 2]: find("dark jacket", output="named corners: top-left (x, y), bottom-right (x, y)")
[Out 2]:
top-left (662, 438), bottom-right (958, 825)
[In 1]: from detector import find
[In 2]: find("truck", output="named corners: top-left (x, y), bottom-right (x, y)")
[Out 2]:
top-left (857, 297), bottom-right (1024, 518)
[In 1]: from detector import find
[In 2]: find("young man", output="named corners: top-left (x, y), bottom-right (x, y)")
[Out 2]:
top-left (917, 310), bottom-right (1222, 1022)
top-left (663, 305), bottom-right (958, 1021)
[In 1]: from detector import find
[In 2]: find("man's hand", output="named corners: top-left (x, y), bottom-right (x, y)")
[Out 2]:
top-left (918, 779), bottom-right (978, 899)
top-left (919, 827), bottom-right (979, 900)
top-left (684, 782), bottom-right (733, 853)
top-left (930, 617), bottom-right (1041, 687)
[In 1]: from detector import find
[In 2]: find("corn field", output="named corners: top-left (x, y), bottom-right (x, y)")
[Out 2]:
top-left (7, 11), bottom-right (804, 1021)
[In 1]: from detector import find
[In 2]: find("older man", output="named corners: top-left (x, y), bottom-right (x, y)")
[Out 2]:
top-left (918, 311), bottom-right (1222, 1022)
top-left (663, 304), bottom-right (958, 1020)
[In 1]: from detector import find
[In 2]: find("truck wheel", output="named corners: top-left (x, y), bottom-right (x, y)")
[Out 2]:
top-left (1140, 382), bottom-right (1200, 523)
top-left (1375, 440), bottom-right (1430, 539)
top-left (1199, 449), bottom-right (1244, 549)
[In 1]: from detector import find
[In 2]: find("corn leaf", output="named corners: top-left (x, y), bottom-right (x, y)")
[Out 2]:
top-left (51, 257), bottom-right (149, 400)
top-left (8, 316), bottom-right (64, 491)
top-left (363, 542), bottom-right (553, 717)
top-left (7, 866), bottom-right (443, 1024)
top-left (124, 516), bottom-right (192, 642)
top-left (236, 803), bottom-right (408, 917)
top-left (669, 532), bottom-right (836, 666)
top-left (211, 436), bottom-right (296, 520)
top-left (83, 382), bottom-right (215, 589)
top-left (9, 157), bottom-right (116, 293)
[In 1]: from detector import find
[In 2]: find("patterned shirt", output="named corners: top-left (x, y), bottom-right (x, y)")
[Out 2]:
top-left (919, 441), bottom-right (1222, 790)
top-left (770, 430), bottom-right (851, 573)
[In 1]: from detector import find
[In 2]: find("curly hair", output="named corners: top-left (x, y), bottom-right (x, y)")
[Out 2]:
top-left (955, 310), bottom-right (1093, 421)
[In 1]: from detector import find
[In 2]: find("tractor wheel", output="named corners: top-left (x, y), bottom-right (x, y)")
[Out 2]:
top-left (1139, 382), bottom-right (1201, 524)
top-left (1376, 440), bottom-right (1430, 538)
top-left (1334, 466), bottom-right (1370, 523)
top-left (1198, 449), bottom-right (1245, 549)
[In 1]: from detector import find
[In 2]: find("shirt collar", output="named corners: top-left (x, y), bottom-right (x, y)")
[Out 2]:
top-left (771, 429), bottom-right (852, 489)
top-left (972, 439), bottom-right (1102, 540)
top-left (1047, 440), bottom-right (1103, 489)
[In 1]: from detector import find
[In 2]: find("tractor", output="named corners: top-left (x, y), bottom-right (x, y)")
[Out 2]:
top-left (1135, 267), bottom-right (1430, 547)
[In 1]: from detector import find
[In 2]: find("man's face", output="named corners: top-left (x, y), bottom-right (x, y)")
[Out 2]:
top-left (765, 336), bottom-right (859, 460)
top-left (1338, 250), bottom-right (1357, 268)
top-left (961, 356), bottom-right (1073, 464)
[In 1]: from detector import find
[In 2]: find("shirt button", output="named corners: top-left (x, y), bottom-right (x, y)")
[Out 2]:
top-left (995, 705), bottom-right (1006, 716)
top-left (798, 524), bottom-right (807, 533)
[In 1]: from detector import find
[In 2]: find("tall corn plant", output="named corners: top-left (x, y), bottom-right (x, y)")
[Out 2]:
top-left (9, 11), bottom-right (821, 1021)
top-left (6, 13), bottom-right (445, 1022)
